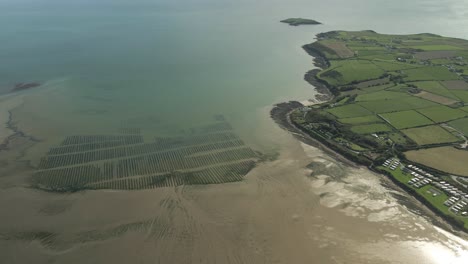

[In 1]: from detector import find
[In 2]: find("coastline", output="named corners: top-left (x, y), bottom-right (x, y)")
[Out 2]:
top-left (0, 95), bottom-right (24, 150)
top-left (271, 37), bottom-right (468, 236)
top-left (270, 101), bottom-right (358, 168)
top-left (0, 86), bottom-right (48, 153)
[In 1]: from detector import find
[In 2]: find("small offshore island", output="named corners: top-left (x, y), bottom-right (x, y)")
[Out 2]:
top-left (280, 18), bottom-right (321, 26)
top-left (279, 30), bottom-right (468, 232)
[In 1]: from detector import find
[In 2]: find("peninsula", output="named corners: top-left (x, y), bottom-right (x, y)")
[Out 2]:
top-left (280, 18), bottom-right (321, 26)
top-left (279, 30), bottom-right (468, 232)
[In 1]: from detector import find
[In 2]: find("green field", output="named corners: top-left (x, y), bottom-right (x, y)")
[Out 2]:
top-left (348, 45), bottom-right (385, 50)
top-left (380, 110), bottom-right (433, 129)
top-left (401, 125), bottom-right (460, 145)
top-left (410, 81), bottom-right (458, 99)
top-left (416, 185), bottom-right (450, 213)
top-left (448, 117), bottom-right (468, 136)
top-left (403, 66), bottom-right (459, 81)
top-left (338, 115), bottom-right (383, 124)
top-left (355, 90), bottom-right (410, 102)
top-left (417, 105), bottom-right (467, 123)
top-left (358, 54), bottom-right (396, 60)
top-left (452, 90), bottom-right (468, 102)
top-left (408, 45), bottom-right (463, 51)
top-left (319, 60), bottom-right (385, 86)
top-left (351, 83), bottom-right (395, 95)
top-left (431, 59), bottom-right (455, 65)
top-left (461, 106), bottom-right (468, 113)
top-left (388, 132), bottom-right (411, 145)
top-left (350, 123), bottom-right (393, 134)
top-left (352, 48), bottom-right (387, 57)
top-left (326, 104), bottom-right (371, 118)
top-left (371, 60), bottom-right (420, 71)
top-left (358, 96), bottom-right (437, 113)
top-left (379, 167), bottom-right (410, 185)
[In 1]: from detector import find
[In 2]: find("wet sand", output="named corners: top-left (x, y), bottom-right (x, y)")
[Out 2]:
top-left (0, 96), bottom-right (23, 146)
top-left (0, 100), bottom-right (467, 264)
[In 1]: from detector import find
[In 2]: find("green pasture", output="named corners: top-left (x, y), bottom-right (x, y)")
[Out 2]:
top-left (403, 66), bottom-right (460, 81)
top-left (358, 54), bottom-right (396, 60)
top-left (355, 90), bottom-right (410, 102)
top-left (351, 83), bottom-right (395, 95)
top-left (401, 125), bottom-right (460, 145)
top-left (319, 60), bottom-right (385, 86)
top-left (448, 117), bottom-right (468, 136)
top-left (358, 96), bottom-right (437, 113)
top-left (387, 132), bottom-right (411, 145)
top-left (417, 105), bottom-right (467, 123)
top-left (380, 110), bottom-right (434, 129)
top-left (326, 104), bottom-right (372, 118)
top-left (430, 59), bottom-right (455, 65)
top-left (371, 60), bottom-right (420, 71)
top-left (338, 115), bottom-right (383, 124)
top-left (452, 90), bottom-right (468, 102)
top-left (407, 45), bottom-right (463, 51)
top-left (410, 81), bottom-right (458, 99)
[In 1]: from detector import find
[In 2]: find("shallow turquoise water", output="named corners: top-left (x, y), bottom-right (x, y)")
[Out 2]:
top-left (2, 0), bottom-right (468, 151)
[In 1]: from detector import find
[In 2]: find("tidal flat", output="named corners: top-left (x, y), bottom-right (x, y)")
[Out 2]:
top-left (1, 0), bottom-right (468, 263)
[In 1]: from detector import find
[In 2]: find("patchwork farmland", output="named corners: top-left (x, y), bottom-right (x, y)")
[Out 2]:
top-left (293, 30), bottom-right (468, 230)
top-left (297, 30), bottom-right (468, 151)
